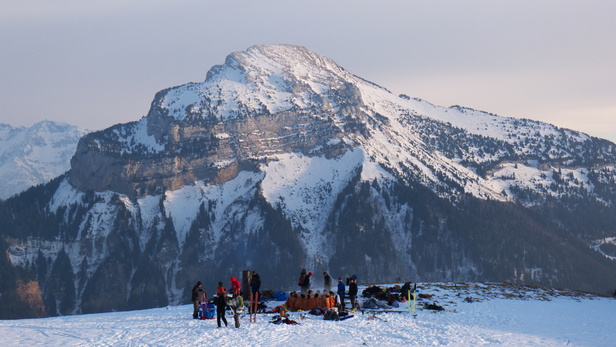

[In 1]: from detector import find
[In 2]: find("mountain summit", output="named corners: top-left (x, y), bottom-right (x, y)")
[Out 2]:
top-left (69, 44), bottom-right (382, 198)
top-left (1, 45), bottom-right (615, 318)
top-left (202, 44), bottom-right (358, 111)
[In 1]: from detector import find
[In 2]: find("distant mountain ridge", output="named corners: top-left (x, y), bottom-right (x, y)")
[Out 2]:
top-left (0, 121), bottom-right (88, 200)
top-left (1, 44), bottom-right (615, 319)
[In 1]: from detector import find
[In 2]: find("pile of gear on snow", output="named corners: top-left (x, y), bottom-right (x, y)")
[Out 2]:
top-left (361, 282), bottom-right (444, 311)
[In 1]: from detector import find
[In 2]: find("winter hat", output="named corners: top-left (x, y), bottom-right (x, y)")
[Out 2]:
top-left (308, 272), bottom-right (313, 277)
top-left (197, 281), bottom-right (202, 286)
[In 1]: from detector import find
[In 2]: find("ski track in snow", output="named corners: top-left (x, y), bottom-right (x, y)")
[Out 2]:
top-left (2, 283), bottom-right (616, 347)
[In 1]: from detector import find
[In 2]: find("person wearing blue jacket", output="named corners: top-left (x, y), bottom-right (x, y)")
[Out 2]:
top-left (337, 277), bottom-right (346, 310)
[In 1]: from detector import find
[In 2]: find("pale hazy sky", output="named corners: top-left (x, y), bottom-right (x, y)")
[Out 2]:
top-left (1, 0), bottom-right (615, 143)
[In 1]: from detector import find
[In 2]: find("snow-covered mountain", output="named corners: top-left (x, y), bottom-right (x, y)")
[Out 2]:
top-left (1, 44), bottom-right (615, 319)
top-left (0, 121), bottom-right (88, 200)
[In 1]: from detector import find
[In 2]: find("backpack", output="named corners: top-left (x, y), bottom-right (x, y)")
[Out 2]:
top-left (310, 307), bottom-right (324, 315)
top-left (323, 310), bottom-right (339, 321)
top-left (424, 303), bottom-right (444, 311)
top-left (204, 303), bottom-right (215, 319)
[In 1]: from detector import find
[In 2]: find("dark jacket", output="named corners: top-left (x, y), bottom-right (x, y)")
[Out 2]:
top-left (215, 294), bottom-right (228, 312)
top-left (349, 282), bottom-right (358, 296)
top-left (250, 273), bottom-right (261, 288)
top-left (192, 284), bottom-right (201, 301)
top-left (324, 274), bottom-right (332, 287)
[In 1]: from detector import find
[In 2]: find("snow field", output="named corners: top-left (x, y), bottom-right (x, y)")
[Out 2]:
top-left (2, 283), bottom-right (615, 346)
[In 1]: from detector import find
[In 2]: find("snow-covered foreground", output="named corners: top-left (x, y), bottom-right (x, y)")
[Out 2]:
top-left (2, 282), bottom-right (615, 346)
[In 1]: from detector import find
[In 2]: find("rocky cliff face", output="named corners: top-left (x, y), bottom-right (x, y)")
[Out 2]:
top-left (1, 45), bottom-right (615, 318)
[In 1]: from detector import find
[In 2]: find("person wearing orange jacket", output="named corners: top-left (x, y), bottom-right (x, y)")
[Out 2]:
top-left (216, 281), bottom-right (226, 295)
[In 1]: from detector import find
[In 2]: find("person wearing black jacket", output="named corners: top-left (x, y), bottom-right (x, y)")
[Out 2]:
top-left (302, 272), bottom-right (312, 294)
top-left (348, 277), bottom-right (358, 310)
top-left (249, 271), bottom-right (261, 321)
top-left (298, 269), bottom-right (307, 293)
top-left (191, 281), bottom-right (202, 319)
top-left (323, 272), bottom-right (332, 292)
top-left (215, 291), bottom-right (228, 327)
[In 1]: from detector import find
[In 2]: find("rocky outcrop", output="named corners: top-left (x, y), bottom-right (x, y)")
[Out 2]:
top-left (69, 104), bottom-right (360, 198)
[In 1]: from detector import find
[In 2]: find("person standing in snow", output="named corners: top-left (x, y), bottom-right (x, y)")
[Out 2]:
top-left (249, 270), bottom-right (261, 322)
top-left (250, 271), bottom-right (261, 293)
top-left (323, 272), bottom-right (332, 292)
top-left (337, 277), bottom-right (346, 310)
top-left (214, 291), bottom-right (228, 328)
top-left (298, 269), bottom-right (307, 292)
top-left (216, 281), bottom-right (226, 295)
top-left (191, 281), bottom-right (203, 319)
top-left (302, 272), bottom-right (312, 294)
top-left (348, 277), bottom-right (358, 310)
top-left (228, 290), bottom-right (244, 328)
top-left (230, 276), bottom-right (241, 295)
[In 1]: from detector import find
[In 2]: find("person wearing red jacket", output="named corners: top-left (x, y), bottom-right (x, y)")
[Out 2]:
top-left (230, 276), bottom-right (241, 295)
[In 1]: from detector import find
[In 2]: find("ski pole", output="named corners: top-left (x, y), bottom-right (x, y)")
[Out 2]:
top-left (412, 289), bottom-right (417, 317)
top-left (408, 290), bottom-right (411, 313)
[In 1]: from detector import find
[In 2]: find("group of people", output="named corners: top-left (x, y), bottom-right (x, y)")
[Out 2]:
top-left (298, 270), bottom-right (359, 311)
top-left (191, 270), bottom-right (262, 328)
top-left (190, 269), bottom-right (359, 327)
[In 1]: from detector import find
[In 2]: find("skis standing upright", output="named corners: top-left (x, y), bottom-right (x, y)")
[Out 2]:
top-left (249, 291), bottom-right (258, 322)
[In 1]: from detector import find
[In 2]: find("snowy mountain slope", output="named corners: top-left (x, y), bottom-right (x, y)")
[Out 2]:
top-left (0, 121), bottom-right (88, 200)
top-left (1, 282), bottom-right (615, 346)
top-left (1, 45), bottom-right (616, 319)
top-left (70, 44), bottom-right (616, 205)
